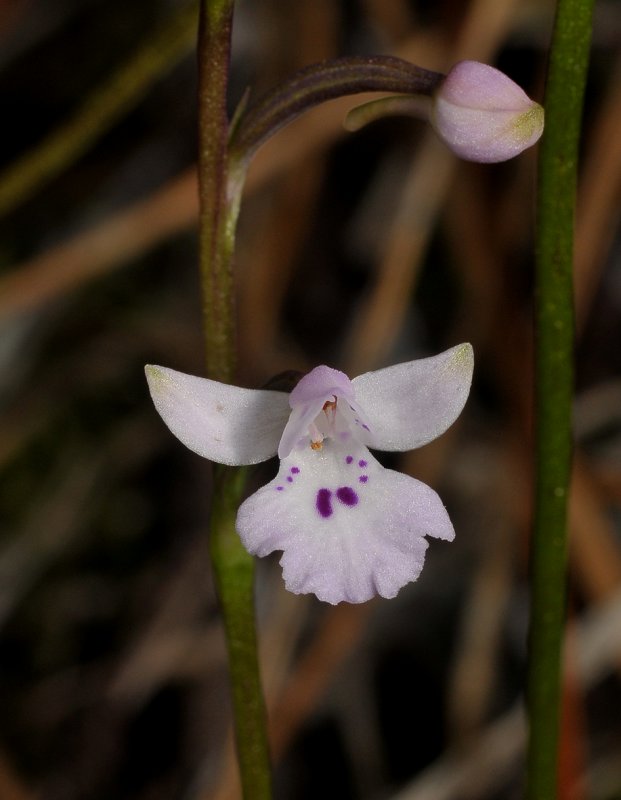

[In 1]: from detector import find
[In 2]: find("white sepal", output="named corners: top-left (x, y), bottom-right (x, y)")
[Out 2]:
top-left (351, 343), bottom-right (473, 452)
top-left (145, 365), bottom-right (291, 466)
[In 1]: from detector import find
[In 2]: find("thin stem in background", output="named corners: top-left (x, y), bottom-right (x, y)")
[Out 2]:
top-left (528, 0), bottom-right (595, 797)
top-left (196, 2), bottom-right (273, 798)
top-left (0, 1), bottom-right (199, 219)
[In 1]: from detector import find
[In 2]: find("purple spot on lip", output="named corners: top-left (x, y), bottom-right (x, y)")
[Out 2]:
top-left (316, 488), bottom-right (333, 518)
top-left (358, 459), bottom-right (367, 468)
top-left (291, 466), bottom-right (300, 474)
top-left (362, 424), bottom-right (370, 431)
top-left (336, 486), bottom-right (358, 506)
top-left (345, 455), bottom-right (353, 464)
top-left (359, 475), bottom-right (368, 483)
top-left (287, 476), bottom-right (293, 482)
top-left (276, 486), bottom-right (284, 491)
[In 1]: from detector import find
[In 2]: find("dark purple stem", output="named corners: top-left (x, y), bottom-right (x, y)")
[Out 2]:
top-left (197, 0), bottom-right (237, 383)
top-left (230, 55), bottom-right (444, 163)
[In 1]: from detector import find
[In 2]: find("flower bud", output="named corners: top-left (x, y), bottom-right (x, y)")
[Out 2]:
top-left (431, 60), bottom-right (544, 163)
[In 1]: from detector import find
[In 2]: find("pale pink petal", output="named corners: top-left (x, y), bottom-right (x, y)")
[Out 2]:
top-left (145, 365), bottom-right (291, 466)
top-left (439, 61), bottom-right (535, 110)
top-left (236, 439), bottom-right (454, 604)
top-left (278, 399), bottom-right (325, 459)
top-left (289, 365), bottom-right (354, 405)
top-left (279, 364), bottom-right (358, 458)
top-left (351, 343), bottom-right (473, 452)
top-left (336, 398), bottom-right (376, 448)
top-left (431, 61), bottom-right (544, 163)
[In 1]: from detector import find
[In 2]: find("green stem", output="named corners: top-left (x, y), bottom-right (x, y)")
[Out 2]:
top-left (197, 3), bottom-right (272, 798)
top-left (0, 1), bottom-right (199, 219)
top-left (209, 468), bottom-right (272, 800)
top-left (528, 1), bottom-right (594, 797)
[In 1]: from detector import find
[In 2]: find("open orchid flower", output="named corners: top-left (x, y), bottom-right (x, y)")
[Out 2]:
top-left (145, 343), bottom-right (473, 604)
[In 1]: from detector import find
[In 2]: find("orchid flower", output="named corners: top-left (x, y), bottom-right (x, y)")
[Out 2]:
top-left (145, 343), bottom-right (473, 604)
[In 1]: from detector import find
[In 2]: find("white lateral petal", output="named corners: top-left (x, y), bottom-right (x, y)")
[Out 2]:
top-left (278, 399), bottom-right (325, 459)
top-left (236, 439), bottom-right (454, 604)
top-left (145, 365), bottom-right (291, 466)
top-left (351, 343), bottom-right (473, 452)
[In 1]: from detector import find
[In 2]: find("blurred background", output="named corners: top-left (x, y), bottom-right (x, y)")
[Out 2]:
top-left (1, 0), bottom-right (621, 798)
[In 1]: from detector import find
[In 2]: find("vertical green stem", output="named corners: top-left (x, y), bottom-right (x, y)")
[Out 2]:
top-left (197, 3), bottom-right (272, 798)
top-left (210, 468), bottom-right (273, 800)
top-left (528, 1), bottom-right (594, 798)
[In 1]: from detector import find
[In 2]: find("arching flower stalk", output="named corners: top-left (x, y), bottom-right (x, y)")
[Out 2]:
top-left (146, 343), bottom-right (473, 604)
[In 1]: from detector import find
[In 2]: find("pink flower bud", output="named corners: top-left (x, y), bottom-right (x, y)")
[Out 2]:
top-left (431, 60), bottom-right (544, 163)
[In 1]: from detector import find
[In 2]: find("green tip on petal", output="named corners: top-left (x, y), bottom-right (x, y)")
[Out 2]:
top-left (516, 102), bottom-right (545, 143)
